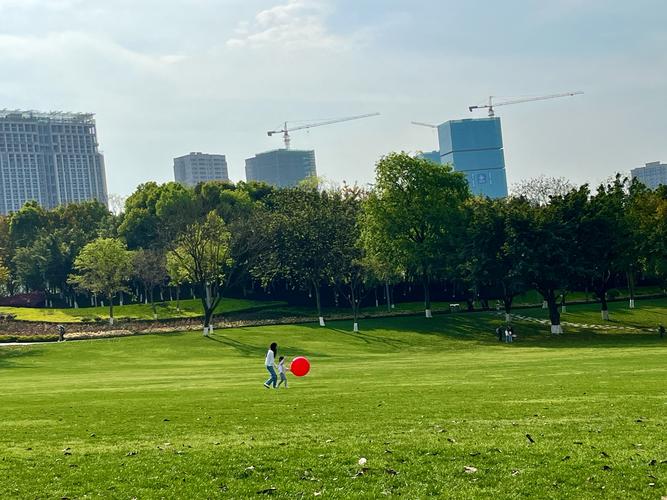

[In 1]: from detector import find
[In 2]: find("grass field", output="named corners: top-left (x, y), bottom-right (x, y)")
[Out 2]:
top-left (1, 305), bottom-right (666, 499)
top-left (0, 298), bottom-right (285, 323)
top-left (518, 298), bottom-right (667, 329)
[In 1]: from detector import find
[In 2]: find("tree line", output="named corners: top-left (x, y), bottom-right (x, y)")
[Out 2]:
top-left (0, 152), bottom-right (665, 334)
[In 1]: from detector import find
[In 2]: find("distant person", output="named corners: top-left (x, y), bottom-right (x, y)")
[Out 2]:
top-left (263, 342), bottom-right (278, 389)
top-left (57, 324), bottom-right (65, 342)
top-left (277, 356), bottom-right (288, 389)
top-left (496, 326), bottom-right (504, 342)
top-left (659, 325), bottom-right (665, 339)
top-left (505, 326), bottom-right (513, 343)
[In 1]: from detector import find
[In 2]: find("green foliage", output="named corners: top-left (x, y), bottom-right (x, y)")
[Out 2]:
top-left (68, 238), bottom-right (133, 316)
top-left (361, 153), bottom-right (470, 309)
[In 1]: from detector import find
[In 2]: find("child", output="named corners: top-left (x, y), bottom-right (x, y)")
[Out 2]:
top-left (277, 356), bottom-right (288, 388)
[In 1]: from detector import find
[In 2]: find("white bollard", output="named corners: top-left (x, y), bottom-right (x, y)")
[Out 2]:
top-left (425, 309), bottom-right (432, 318)
top-left (505, 313), bottom-right (511, 323)
top-left (353, 322), bottom-right (359, 333)
top-left (550, 324), bottom-right (563, 334)
top-left (601, 310), bottom-right (609, 320)
top-left (629, 299), bottom-right (635, 309)
top-left (319, 317), bottom-right (326, 327)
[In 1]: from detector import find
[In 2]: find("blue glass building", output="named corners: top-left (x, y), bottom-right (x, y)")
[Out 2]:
top-left (437, 117), bottom-right (508, 198)
top-left (417, 150), bottom-right (441, 164)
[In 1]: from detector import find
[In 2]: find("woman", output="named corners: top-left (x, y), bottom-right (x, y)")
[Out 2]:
top-left (263, 342), bottom-right (278, 389)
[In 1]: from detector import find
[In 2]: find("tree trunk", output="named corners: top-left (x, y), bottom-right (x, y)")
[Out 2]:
top-left (109, 293), bottom-right (114, 326)
top-left (351, 284), bottom-right (359, 332)
top-left (627, 271), bottom-right (635, 309)
top-left (201, 282), bottom-right (214, 336)
top-left (150, 287), bottom-right (157, 320)
top-left (503, 294), bottom-right (513, 324)
top-left (545, 291), bottom-right (562, 334)
top-left (313, 281), bottom-right (325, 326)
top-left (423, 274), bottom-right (432, 318)
top-left (561, 293), bottom-right (567, 313)
top-left (600, 294), bottom-right (609, 320)
top-left (385, 282), bottom-right (391, 312)
top-left (176, 287), bottom-right (181, 311)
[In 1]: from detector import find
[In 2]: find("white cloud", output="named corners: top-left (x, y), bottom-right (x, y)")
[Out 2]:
top-left (226, 0), bottom-right (351, 50)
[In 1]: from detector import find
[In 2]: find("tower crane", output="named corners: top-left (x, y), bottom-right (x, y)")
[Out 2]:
top-left (267, 112), bottom-right (380, 149)
top-left (411, 121), bottom-right (437, 129)
top-left (468, 91), bottom-right (583, 117)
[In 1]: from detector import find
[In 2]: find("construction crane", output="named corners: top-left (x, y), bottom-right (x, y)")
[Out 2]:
top-left (267, 112), bottom-right (380, 149)
top-left (468, 91), bottom-right (583, 117)
top-left (410, 121), bottom-right (438, 129)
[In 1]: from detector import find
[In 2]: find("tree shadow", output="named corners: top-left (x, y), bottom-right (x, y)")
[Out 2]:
top-left (0, 346), bottom-right (43, 368)
top-left (206, 333), bottom-right (332, 359)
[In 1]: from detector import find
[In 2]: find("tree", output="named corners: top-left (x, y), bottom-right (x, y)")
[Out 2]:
top-left (252, 187), bottom-right (340, 326)
top-left (580, 176), bottom-right (633, 320)
top-left (511, 175), bottom-right (577, 206)
top-left (133, 249), bottom-right (168, 319)
top-left (166, 252), bottom-right (190, 311)
top-left (463, 197), bottom-right (526, 323)
top-left (361, 153), bottom-right (469, 317)
top-left (330, 184), bottom-right (376, 332)
top-left (68, 238), bottom-right (133, 325)
top-left (506, 188), bottom-right (587, 334)
top-left (168, 212), bottom-right (232, 335)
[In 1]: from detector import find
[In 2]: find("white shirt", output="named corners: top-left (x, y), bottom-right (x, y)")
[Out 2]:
top-left (265, 349), bottom-right (275, 367)
top-left (278, 360), bottom-right (286, 374)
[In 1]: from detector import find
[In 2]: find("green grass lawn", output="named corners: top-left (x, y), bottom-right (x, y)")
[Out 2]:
top-left (0, 297), bottom-right (286, 323)
top-left (516, 297), bottom-right (667, 329)
top-left (1, 311), bottom-right (666, 498)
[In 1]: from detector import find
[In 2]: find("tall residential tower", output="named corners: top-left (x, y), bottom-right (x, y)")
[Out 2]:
top-left (631, 161), bottom-right (667, 190)
top-left (173, 152), bottom-right (229, 187)
top-left (0, 109), bottom-right (108, 214)
top-left (245, 149), bottom-right (316, 188)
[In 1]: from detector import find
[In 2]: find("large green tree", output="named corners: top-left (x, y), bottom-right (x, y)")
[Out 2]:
top-left (132, 249), bottom-right (168, 319)
top-left (463, 197), bottom-right (527, 323)
top-left (168, 212), bottom-right (233, 335)
top-left (252, 187), bottom-right (341, 326)
top-left (361, 153), bottom-right (469, 317)
top-left (68, 238), bottom-right (133, 325)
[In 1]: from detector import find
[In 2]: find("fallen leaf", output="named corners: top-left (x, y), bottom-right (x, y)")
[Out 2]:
top-left (526, 434), bottom-right (535, 444)
top-left (464, 466), bottom-right (478, 474)
top-left (602, 465), bottom-right (612, 471)
top-left (447, 438), bottom-right (457, 443)
top-left (314, 492), bottom-right (322, 497)
top-left (649, 459), bottom-right (656, 466)
top-left (358, 457), bottom-right (367, 466)
top-left (126, 451), bottom-right (138, 456)
top-left (573, 441), bottom-right (583, 445)
top-left (511, 469), bottom-right (520, 476)
top-left (384, 449), bottom-right (393, 454)
top-left (562, 456), bottom-right (571, 461)
top-left (257, 487), bottom-right (277, 495)
top-left (600, 451), bottom-right (610, 458)
top-left (385, 468), bottom-right (398, 475)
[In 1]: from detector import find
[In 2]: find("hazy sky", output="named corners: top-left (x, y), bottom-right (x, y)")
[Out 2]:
top-left (1, 0), bottom-right (665, 196)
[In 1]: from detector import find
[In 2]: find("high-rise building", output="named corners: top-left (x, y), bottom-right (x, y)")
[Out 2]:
top-left (245, 149), bottom-right (317, 188)
top-left (631, 161), bottom-right (667, 190)
top-left (417, 150), bottom-right (441, 164)
top-left (437, 117), bottom-right (508, 198)
top-left (173, 152), bottom-right (229, 187)
top-left (0, 109), bottom-right (108, 214)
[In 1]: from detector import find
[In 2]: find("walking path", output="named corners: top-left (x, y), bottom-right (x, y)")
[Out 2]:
top-left (504, 312), bottom-right (656, 333)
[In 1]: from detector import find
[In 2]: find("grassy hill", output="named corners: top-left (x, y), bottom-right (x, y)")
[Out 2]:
top-left (1, 310), bottom-right (666, 498)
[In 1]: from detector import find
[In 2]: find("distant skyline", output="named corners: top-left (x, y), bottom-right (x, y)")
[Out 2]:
top-left (1, 0), bottom-right (665, 197)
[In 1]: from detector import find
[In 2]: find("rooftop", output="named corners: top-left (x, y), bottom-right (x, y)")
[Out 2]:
top-left (0, 109), bottom-right (95, 123)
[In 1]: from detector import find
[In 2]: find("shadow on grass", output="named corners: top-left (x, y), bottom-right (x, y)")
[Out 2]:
top-left (0, 347), bottom-right (43, 368)
top-left (206, 333), bottom-right (333, 359)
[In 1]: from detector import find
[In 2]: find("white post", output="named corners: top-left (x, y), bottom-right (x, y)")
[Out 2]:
top-left (629, 299), bottom-right (635, 309)
top-left (119, 292), bottom-right (124, 306)
top-left (425, 309), bottom-right (432, 318)
top-left (601, 310), bottom-right (609, 320)
top-left (550, 324), bottom-right (563, 334)
top-left (542, 301), bottom-right (548, 309)
top-left (319, 316), bottom-right (326, 327)
top-left (203, 326), bottom-right (209, 336)
top-left (561, 305), bottom-right (567, 313)
top-left (109, 316), bottom-right (114, 326)
top-left (505, 313), bottom-right (511, 323)
top-left (353, 322), bottom-right (359, 332)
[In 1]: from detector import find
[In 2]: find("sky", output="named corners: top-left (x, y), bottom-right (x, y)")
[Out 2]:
top-left (1, 0), bottom-right (666, 197)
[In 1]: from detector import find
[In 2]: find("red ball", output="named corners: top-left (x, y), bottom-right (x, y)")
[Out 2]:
top-left (290, 356), bottom-right (310, 377)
